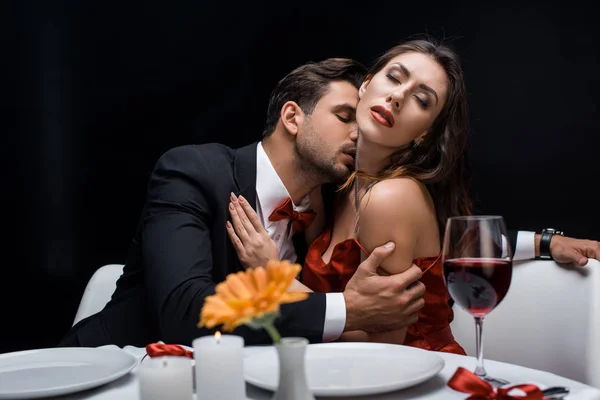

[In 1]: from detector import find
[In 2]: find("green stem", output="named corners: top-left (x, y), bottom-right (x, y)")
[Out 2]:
top-left (264, 323), bottom-right (282, 344)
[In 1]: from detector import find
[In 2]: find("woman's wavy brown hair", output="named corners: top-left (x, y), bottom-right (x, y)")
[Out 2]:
top-left (341, 37), bottom-right (472, 235)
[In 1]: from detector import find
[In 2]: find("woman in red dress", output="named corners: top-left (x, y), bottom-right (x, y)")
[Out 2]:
top-left (228, 38), bottom-right (471, 355)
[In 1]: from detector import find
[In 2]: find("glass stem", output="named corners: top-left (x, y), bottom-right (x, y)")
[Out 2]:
top-left (474, 316), bottom-right (486, 377)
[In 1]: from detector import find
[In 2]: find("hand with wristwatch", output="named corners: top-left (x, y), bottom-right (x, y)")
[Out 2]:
top-left (536, 228), bottom-right (599, 266)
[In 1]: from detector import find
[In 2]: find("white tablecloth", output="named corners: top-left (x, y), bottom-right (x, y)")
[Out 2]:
top-left (51, 345), bottom-right (600, 400)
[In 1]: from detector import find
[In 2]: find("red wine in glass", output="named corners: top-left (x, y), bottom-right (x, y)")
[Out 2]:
top-left (444, 258), bottom-right (512, 317)
top-left (442, 215), bottom-right (512, 385)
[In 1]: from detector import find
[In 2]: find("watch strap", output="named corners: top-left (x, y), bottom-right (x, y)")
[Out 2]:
top-left (539, 230), bottom-right (554, 259)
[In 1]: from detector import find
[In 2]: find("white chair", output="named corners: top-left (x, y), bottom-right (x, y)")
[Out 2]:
top-left (72, 264), bottom-right (125, 326)
top-left (450, 258), bottom-right (600, 388)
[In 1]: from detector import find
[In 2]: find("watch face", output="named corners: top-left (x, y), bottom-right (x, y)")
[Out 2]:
top-left (543, 228), bottom-right (564, 237)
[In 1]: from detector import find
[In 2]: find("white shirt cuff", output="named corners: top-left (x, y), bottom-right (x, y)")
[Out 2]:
top-left (513, 230), bottom-right (536, 260)
top-left (323, 293), bottom-right (346, 342)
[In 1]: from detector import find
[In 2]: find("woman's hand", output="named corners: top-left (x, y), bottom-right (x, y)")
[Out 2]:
top-left (226, 193), bottom-right (279, 269)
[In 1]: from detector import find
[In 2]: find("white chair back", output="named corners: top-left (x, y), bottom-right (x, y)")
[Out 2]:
top-left (73, 264), bottom-right (125, 326)
top-left (450, 258), bottom-right (600, 388)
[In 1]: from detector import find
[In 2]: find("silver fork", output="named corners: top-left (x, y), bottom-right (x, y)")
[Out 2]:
top-left (542, 386), bottom-right (570, 399)
top-left (484, 376), bottom-right (569, 399)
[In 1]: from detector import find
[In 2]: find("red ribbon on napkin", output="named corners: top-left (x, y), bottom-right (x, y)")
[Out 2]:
top-left (447, 367), bottom-right (546, 399)
top-left (142, 343), bottom-right (194, 361)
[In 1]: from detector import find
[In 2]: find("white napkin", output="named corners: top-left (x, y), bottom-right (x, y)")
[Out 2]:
top-left (568, 388), bottom-right (600, 400)
top-left (123, 345), bottom-right (150, 360)
top-left (99, 343), bottom-right (162, 361)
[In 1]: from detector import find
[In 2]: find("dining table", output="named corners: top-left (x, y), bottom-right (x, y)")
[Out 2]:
top-left (41, 344), bottom-right (600, 400)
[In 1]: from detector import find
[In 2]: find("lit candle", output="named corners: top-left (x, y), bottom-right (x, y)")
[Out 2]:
top-left (193, 332), bottom-right (245, 400)
top-left (138, 356), bottom-right (194, 400)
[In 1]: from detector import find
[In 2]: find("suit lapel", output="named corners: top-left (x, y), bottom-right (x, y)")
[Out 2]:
top-left (233, 142), bottom-right (258, 207)
top-left (222, 142), bottom-right (258, 274)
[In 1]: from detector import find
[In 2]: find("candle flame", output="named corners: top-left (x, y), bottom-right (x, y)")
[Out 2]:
top-left (215, 331), bottom-right (221, 343)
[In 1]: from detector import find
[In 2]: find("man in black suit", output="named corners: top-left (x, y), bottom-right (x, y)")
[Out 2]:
top-left (59, 58), bottom-right (429, 348)
top-left (60, 57), bottom-right (599, 348)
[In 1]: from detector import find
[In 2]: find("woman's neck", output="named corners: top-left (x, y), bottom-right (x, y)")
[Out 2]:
top-left (355, 135), bottom-right (397, 175)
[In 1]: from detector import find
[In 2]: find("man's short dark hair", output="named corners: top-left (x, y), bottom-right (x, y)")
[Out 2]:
top-left (262, 58), bottom-right (366, 137)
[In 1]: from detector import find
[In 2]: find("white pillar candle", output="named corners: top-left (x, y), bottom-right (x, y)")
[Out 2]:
top-left (138, 356), bottom-right (194, 400)
top-left (193, 332), bottom-right (246, 400)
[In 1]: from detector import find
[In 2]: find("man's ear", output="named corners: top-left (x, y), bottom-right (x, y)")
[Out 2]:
top-left (280, 101), bottom-right (304, 136)
top-left (358, 75), bottom-right (372, 100)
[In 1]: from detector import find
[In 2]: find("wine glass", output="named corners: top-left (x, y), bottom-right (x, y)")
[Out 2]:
top-left (442, 215), bottom-right (512, 385)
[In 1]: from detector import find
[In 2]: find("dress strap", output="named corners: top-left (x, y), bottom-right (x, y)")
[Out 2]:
top-left (421, 253), bottom-right (443, 274)
top-left (353, 239), bottom-right (370, 256)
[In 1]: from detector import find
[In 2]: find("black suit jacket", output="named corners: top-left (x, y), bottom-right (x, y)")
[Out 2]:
top-left (59, 142), bottom-right (325, 348)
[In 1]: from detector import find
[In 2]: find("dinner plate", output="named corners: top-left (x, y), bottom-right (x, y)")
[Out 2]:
top-left (243, 342), bottom-right (445, 396)
top-left (0, 347), bottom-right (138, 399)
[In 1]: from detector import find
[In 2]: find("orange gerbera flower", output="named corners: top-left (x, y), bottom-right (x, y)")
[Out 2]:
top-left (198, 260), bottom-right (308, 334)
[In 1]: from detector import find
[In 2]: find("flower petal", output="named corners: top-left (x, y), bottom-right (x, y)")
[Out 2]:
top-left (226, 273), bottom-right (252, 299)
top-left (253, 267), bottom-right (268, 292)
top-left (238, 269), bottom-right (258, 296)
top-left (198, 260), bottom-right (307, 333)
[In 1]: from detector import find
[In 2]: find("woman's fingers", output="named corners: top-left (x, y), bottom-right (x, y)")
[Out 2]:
top-left (229, 199), bottom-right (250, 243)
top-left (230, 193), bottom-right (259, 235)
top-left (226, 221), bottom-right (246, 259)
top-left (237, 195), bottom-right (265, 233)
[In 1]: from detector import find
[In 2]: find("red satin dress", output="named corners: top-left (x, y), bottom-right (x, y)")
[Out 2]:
top-left (302, 224), bottom-right (466, 355)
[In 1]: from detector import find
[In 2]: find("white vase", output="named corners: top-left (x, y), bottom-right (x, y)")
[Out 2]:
top-left (272, 337), bottom-right (315, 400)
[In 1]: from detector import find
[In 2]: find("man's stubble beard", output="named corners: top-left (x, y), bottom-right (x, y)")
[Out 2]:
top-left (293, 124), bottom-right (350, 186)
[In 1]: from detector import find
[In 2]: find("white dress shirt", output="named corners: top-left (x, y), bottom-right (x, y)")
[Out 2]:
top-left (255, 143), bottom-right (346, 342)
top-left (255, 143), bottom-right (312, 262)
top-left (513, 231), bottom-right (535, 260)
top-left (255, 142), bottom-right (536, 342)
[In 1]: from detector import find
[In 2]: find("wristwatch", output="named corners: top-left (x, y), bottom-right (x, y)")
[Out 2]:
top-left (539, 228), bottom-right (564, 260)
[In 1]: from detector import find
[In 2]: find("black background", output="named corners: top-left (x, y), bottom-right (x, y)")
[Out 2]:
top-left (2, 0), bottom-right (598, 353)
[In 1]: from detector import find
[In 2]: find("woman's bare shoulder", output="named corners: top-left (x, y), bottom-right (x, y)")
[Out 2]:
top-left (360, 177), bottom-right (431, 216)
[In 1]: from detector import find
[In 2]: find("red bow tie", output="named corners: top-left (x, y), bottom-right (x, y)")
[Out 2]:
top-left (268, 197), bottom-right (316, 233)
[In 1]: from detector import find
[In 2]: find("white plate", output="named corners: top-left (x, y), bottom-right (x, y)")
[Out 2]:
top-left (0, 347), bottom-right (138, 399)
top-left (243, 342), bottom-right (445, 397)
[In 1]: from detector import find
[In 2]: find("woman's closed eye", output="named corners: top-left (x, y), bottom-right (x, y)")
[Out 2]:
top-left (387, 72), bottom-right (430, 109)
top-left (386, 73), bottom-right (401, 84)
top-left (414, 95), bottom-right (429, 109)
